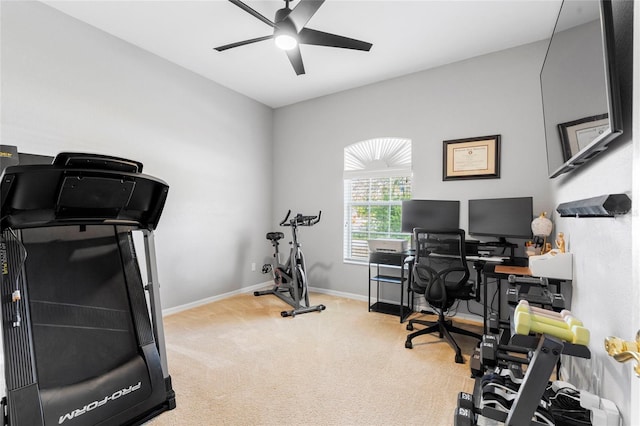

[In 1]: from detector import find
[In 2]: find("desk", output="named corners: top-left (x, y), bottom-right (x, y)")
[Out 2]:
top-left (482, 264), bottom-right (534, 334)
top-left (482, 263), bottom-right (567, 334)
top-left (469, 260), bottom-right (506, 335)
top-left (368, 251), bottom-right (414, 323)
top-left (494, 265), bottom-right (532, 275)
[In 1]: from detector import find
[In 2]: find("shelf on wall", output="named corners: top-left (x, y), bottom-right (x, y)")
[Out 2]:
top-left (556, 194), bottom-right (631, 217)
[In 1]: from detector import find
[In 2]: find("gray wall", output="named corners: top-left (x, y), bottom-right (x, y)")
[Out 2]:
top-left (1, 1), bottom-right (274, 310)
top-left (273, 41), bottom-right (553, 306)
top-left (549, 1), bottom-right (636, 422)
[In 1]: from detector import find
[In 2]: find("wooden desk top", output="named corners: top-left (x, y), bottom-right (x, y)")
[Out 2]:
top-left (494, 265), bottom-right (532, 276)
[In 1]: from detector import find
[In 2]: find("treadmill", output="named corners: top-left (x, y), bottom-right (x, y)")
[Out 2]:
top-left (0, 152), bottom-right (176, 425)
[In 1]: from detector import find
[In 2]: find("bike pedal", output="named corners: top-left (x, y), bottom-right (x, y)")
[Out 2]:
top-left (261, 264), bottom-right (272, 274)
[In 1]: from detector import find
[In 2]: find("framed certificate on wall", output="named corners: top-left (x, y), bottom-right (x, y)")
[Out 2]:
top-left (443, 135), bottom-right (501, 181)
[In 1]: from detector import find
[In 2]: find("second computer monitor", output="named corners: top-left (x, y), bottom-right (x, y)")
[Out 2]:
top-left (468, 196), bottom-right (533, 242)
top-left (401, 199), bottom-right (460, 233)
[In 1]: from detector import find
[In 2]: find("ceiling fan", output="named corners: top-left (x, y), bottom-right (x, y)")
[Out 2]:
top-left (215, 0), bottom-right (373, 75)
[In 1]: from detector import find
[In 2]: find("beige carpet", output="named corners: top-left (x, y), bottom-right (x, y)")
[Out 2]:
top-left (147, 292), bottom-right (481, 425)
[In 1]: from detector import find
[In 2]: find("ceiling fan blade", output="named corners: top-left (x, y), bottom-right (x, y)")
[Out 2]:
top-left (215, 35), bottom-right (274, 51)
top-left (298, 28), bottom-right (372, 51)
top-left (285, 46), bottom-right (306, 75)
top-left (287, 0), bottom-right (324, 30)
top-left (228, 0), bottom-right (275, 27)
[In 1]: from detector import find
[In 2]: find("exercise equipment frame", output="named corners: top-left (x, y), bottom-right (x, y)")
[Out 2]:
top-left (256, 210), bottom-right (326, 317)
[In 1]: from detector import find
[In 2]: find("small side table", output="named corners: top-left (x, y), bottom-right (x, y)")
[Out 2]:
top-left (368, 251), bottom-right (414, 322)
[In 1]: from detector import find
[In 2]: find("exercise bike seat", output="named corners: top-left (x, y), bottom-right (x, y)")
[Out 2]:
top-left (266, 232), bottom-right (285, 241)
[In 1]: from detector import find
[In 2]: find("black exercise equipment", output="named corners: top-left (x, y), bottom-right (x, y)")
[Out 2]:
top-left (256, 210), bottom-right (326, 317)
top-left (458, 337), bottom-right (566, 426)
top-left (457, 391), bottom-right (475, 411)
top-left (454, 393), bottom-right (477, 426)
top-left (480, 334), bottom-right (531, 370)
top-left (469, 346), bottom-right (483, 378)
top-left (506, 275), bottom-right (565, 310)
top-left (488, 312), bottom-right (510, 337)
top-left (470, 343), bottom-right (524, 379)
top-left (0, 152), bottom-right (175, 425)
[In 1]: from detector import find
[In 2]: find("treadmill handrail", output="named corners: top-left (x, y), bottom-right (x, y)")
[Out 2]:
top-left (53, 152), bottom-right (144, 173)
top-left (1, 160), bottom-right (169, 231)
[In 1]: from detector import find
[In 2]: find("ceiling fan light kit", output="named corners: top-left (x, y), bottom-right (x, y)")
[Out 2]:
top-left (215, 0), bottom-right (372, 75)
top-left (275, 34), bottom-right (297, 50)
top-left (273, 15), bottom-right (298, 50)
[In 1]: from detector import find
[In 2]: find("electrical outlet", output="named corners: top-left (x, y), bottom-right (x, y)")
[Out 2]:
top-left (251, 262), bottom-right (256, 272)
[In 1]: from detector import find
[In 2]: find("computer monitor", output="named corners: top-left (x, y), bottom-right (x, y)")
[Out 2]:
top-left (401, 200), bottom-right (460, 233)
top-left (468, 197), bottom-right (533, 243)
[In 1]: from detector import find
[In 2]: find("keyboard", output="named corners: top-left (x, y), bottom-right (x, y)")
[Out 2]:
top-left (467, 255), bottom-right (508, 263)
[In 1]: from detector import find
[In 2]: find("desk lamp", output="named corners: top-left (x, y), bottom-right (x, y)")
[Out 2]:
top-left (531, 212), bottom-right (553, 254)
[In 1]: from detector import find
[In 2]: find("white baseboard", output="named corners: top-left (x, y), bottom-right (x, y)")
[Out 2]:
top-left (162, 281), bottom-right (271, 317)
top-left (162, 284), bottom-right (367, 316)
top-left (163, 285), bottom-right (483, 327)
top-left (307, 286), bottom-right (369, 303)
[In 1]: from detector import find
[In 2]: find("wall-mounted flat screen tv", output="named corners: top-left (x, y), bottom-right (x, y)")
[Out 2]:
top-left (401, 200), bottom-right (460, 233)
top-left (540, 0), bottom-right (622, 178)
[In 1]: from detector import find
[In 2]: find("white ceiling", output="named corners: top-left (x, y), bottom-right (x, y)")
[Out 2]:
top-left (43, 0), bottom-right (562, 108)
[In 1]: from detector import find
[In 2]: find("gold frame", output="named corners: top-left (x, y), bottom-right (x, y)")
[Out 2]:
top-left (443, 135), bottom-right (501, 181)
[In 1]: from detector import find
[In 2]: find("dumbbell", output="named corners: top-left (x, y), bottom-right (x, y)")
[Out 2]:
top-left (457, 391), bottom-right (475, 410)
top-left (454, 392), bottom-right (477, 426)
top-left (515, 301), bottom-right (583, 328)
top-left (488, 312), bottom-right (510, 335)
top-left (519, 300), bottom-right (578, 323)
top-left (514, 310), bottom-right (590, 345)
top-left (551, 292), bottom-right (566, 310)
top-left (508, 274), bottom-right (546, 286)
top-left (470, 346), bottom-right (483, 378)
top-left (480, 334), bottom-right (531, 369)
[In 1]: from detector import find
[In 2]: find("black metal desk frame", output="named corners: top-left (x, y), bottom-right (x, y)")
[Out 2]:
top-left (467, 259), bottom-right (505, 335)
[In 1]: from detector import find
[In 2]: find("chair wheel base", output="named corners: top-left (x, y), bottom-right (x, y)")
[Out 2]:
top-left (406, 323), bottom-right (414, 331)
top-left (455, 353), bottom-right (464, 364)
top-left (405, 340), bottom-right (413, 349)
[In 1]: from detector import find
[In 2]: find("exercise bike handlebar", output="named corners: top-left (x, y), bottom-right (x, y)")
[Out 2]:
top-left (279, 210), bottom-right (322, 227)
top-left (279, 210), bottom-right (292, 226)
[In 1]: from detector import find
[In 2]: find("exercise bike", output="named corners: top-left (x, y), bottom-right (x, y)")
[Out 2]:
top-left (255, 210), bottom-right (326, 317)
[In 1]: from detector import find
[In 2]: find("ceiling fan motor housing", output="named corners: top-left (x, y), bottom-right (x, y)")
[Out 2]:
top-left (275, 7), bottom-right (296, 29)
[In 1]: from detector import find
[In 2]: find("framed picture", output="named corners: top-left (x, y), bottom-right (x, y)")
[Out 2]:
top-left (443, 135), bottom-right (501, 181)
top-left (557, 114), bottom-right (609, 162)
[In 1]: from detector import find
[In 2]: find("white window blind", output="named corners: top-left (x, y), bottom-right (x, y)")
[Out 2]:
top-left (343, 138), bottom-right (412, 262)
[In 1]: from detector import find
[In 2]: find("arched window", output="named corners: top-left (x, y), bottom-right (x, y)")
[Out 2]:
top-left (344, 138), bottom-right (412, 262)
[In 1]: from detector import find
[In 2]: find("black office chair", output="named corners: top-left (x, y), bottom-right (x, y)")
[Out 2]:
top-left (404, 228), bottom-right (482, 363)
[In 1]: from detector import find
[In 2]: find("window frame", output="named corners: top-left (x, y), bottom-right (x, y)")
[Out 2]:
top-left (343, 138), bottom-right (412, 263)
top-left (343, 176), bottom-right (412, 263)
